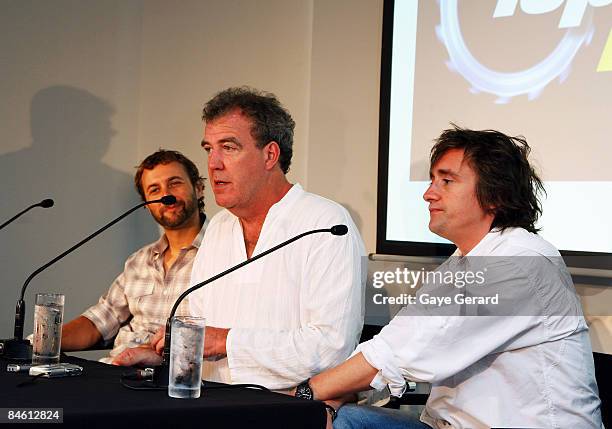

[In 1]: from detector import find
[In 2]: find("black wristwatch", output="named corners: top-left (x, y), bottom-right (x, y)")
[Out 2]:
top-left (295, 379), bottom-right (314, 400)
top-left (295, 380), bottom-right (337, 422)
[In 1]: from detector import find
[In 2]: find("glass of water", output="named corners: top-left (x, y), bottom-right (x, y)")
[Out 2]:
top-left (168, 316), bottom-right (206, 399)
top-left (32, 293), bottom-right (64, 364)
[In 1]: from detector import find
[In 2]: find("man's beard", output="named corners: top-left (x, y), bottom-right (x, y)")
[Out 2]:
top-left (152, 194), bottom-right (198, 229)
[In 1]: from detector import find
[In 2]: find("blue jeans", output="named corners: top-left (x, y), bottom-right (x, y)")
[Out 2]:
top-left (333, 404), bottom-right (431, 429)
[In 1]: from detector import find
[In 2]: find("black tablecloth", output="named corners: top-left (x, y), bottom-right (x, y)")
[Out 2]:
top-left (0, 355), bottom-right (326, 428)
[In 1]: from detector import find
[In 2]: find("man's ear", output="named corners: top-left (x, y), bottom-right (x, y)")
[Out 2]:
top-left (195, 181), bottom-right (205, 199)
top-left (263, 141), bottom-right (281, 170)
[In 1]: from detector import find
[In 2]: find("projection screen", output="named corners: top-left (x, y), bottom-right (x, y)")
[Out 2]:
top-left (377, 0), bottom-right (612, 268)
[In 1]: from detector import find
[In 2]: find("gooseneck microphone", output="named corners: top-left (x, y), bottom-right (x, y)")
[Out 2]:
top-left (0, 195), bottom-right (176, 360)
top-left (151, 224), bottom-right (349, 386)
top-left (0, 199), bottom-right (55, 231)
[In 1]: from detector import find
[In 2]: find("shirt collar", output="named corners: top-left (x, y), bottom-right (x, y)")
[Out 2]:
top-left (267, 183), bottom-right (303, 216)
top-left (452, 228), bottom-right (504, 257)
top-left (222, 183), bottom-right (302, 225)
top-left (151, 215), bottom-right (208, 260)
top-left (192, 215), bottom-right (208, 249)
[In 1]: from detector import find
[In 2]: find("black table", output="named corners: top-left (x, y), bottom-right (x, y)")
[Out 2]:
top-left (0, 356), bottom-right (326, 428)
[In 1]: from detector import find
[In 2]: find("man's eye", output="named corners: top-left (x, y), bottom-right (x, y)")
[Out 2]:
top-left (442, 179), bottom-right (452, 184)
top-left (202, 146), bottom-right (211, 154)
top-left (223, 144), bottom-right (237, 152)
top-left (149, 188), bottom-right (159, 194)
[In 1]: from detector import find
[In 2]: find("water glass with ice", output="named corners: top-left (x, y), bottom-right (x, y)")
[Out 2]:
top-left (168, 316), bottom-right (206, 399)
top-left (32, 293), bottom-right (64, 365)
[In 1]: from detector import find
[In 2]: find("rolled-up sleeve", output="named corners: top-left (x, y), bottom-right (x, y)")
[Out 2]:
top-left (356, 335), bottom-right (408, 396)
top-left (82, 269), bottom-right (132, 341)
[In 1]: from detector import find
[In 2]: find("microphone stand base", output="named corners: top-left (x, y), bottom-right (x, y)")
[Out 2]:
top-left (0, 338), bottom-right (32, 361)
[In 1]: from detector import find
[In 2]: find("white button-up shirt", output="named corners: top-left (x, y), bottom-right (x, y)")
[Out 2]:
top-left (190, 184), bottom-right (366, 390)
top-left (357, 228), bottom-right (602, 428)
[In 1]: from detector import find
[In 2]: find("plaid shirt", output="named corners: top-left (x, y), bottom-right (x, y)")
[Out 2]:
top-left (83, 220), bottom-right (207, 359)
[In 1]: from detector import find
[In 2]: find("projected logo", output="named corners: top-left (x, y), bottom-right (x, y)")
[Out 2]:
top-left (436, 0), bottom-right (612, 104)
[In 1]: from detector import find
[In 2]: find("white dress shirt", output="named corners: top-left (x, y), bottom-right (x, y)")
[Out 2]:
top-left (190, 184), bottom-right (366, 390)
top-left (357, 228), bottom-right (602, 428)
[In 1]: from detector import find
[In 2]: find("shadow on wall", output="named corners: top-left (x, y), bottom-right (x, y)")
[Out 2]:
top-left (0, 85), bottom-right (157, 335)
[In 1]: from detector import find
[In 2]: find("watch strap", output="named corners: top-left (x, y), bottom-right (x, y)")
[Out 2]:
top-left (324, 404), bottom-right (337, 422)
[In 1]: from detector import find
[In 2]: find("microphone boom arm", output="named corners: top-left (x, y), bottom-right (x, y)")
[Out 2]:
top-left (13, 196), bottom-right (175, 342)
top-left (0, 199), bottom-right (54, 231)
top-left (20, 201), bottom-right (147, 301)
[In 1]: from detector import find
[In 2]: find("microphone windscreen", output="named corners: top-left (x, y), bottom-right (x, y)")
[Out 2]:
top-left (40, 199), bottom-right (54, 208)
top-left (330, 224), bottom-right (348, 236)
top-left (160, 195), bottom-right (177, 205)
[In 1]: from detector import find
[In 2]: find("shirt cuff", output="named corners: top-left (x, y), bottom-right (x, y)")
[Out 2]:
top-left (226, 328), bottom-right (250, 384)
top-left (225, 328), bottom-right (298, 390)
top-left (81, 308), bottom-right (118, 342)
top-left (225, 328), bottom-right (270, 386)
top-left (355, 337), bottom-right (407, 397)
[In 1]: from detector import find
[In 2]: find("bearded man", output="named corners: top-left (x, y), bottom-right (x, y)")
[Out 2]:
top-left (61, 149), bottom-right (207, 363)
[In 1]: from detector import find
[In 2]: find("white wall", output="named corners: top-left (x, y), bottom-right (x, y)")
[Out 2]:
top-left (0, 0), bottom-right (155, 336)
top-left (307, 0), bottom-right (382, 248)
top-left (135, 0), bottom-right (315, 212)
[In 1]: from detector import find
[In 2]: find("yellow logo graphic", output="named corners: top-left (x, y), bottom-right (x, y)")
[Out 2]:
top-left (597, 29), bottom-right (612, 71)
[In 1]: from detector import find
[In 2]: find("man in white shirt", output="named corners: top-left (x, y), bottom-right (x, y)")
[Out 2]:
top-left (295, 125), bottom-right (602, 428)
top-left (117, 87), bottom-right (366, 395)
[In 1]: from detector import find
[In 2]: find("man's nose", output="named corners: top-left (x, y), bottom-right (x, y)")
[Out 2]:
top-left (423, 183), bottom-right (439, 202)
top-left (208, 149), bottom-right (223, 170)
top-left (160, 184), bottom-right (174, 199)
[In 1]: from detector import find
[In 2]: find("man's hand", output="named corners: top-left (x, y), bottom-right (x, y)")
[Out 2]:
top-left (325, 411), bottom-right (333, 429)
top-left (323, 398), bottom-right (349, 429)
top-left (150, 327), bottom-right (166, 355)
top-left (204, 326), bottom-right (230, 358)
top-left (136, 325), bottom-right (229, 359)
top-left (112, 345), bottom-right (163, 366)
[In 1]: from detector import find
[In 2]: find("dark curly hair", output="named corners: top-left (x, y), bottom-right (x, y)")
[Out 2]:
top-left (430, 124), bottom-right (545, 233)
top-left (202, 86), bottom-right (295, 174)
top-left (134, 149), bottom-right (205, 212)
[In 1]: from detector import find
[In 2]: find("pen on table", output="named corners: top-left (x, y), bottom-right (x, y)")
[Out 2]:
top-left (7, 363), bottom-right (34, 373)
